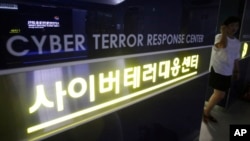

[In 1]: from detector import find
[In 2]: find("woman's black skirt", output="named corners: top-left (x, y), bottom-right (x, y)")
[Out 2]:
top-left (209, 67), bottom-right (232, 92)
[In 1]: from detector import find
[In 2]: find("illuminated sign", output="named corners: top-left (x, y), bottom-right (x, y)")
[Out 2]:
top-left (5, 33), bottom-right (203, 57)
top-left (27, 20), bottom-right (60, 29)
top-left (6, 34), bottom-right (86, 56)
top-left (0, 33), bottom-right (204, 71)
top-left (0, 46), bottom-right (210, 140)
top-left (242, 42), bottom-right (249, 58)
top-left (28, 54), bottom-right (199, 116)
top-left (92, 33), bottom-right (204, 50)
top-left (9, 28), bottom-right (21, 34)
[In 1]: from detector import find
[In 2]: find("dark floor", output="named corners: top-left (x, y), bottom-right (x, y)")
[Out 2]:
top-left (199, 98), bottom-right (250, 141)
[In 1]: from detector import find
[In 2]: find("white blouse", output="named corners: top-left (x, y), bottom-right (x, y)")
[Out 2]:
top-left (210, 34), bottom-right (241, 76)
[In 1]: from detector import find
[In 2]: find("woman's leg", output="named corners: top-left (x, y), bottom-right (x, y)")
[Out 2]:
top-left (204, 89), bottom-right (225, 116)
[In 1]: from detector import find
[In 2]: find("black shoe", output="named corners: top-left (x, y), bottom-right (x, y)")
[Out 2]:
top-left (203, 113), bottom-right (217, 123)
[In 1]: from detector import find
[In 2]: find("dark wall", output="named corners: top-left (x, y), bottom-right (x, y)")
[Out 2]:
top-left (216, 0), bottom-right (245, 36)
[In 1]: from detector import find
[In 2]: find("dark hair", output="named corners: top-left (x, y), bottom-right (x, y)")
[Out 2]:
top-left (223, 16), bottom-right (241, 25)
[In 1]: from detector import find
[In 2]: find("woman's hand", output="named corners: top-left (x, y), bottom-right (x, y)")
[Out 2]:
top-left (220, 25), bottom-right (228, 35)
top-left (215, 25), bottom-right (228, 48)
